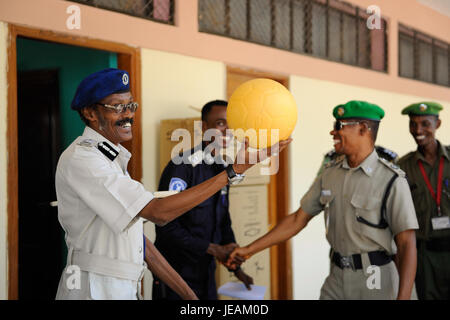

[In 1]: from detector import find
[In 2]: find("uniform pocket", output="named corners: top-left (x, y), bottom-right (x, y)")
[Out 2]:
top-left (351, 194), bottom-right (392, 251)
top-left (351, 194), bottom-right (382, 226)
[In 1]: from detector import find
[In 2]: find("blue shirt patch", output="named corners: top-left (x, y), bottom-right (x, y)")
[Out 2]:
top-left (169, 177), bottom-right (187, 191)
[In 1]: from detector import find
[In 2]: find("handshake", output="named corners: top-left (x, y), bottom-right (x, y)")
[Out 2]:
top-left (225, 245), bottom-right (252, 270)
top-left (207, 243), bottom-right (254, 290)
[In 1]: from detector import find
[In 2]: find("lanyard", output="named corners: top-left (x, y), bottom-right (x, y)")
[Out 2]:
top-left (418, 157), bottom-right (444, 216)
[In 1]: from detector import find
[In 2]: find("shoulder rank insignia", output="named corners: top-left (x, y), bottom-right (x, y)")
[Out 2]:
top-left (187, 150), bottom-right (203, 167)
top-left (325, 154), bottom-right (345, 169)
top-left (204, 152), bottom-right (216, 165)
top-left (97, 141), bottom-right (119, 161)
top-left (336, 154), bottom-right (345, 163)
top-left (325, 150), bottom-right (336, 159)
top-left (375, 146), bottom-right (398, 162)
top-left (378, 157), bottom-right (405, 177)
top-left (77, 139), bottom-right (96, 147)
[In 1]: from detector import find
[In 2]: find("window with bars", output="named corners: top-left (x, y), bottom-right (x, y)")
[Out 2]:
top-left (198, 0), bottom-right (387, 72)
top-left (399, 24), bottom-right (449, 87)
top-left (68, 0), bottom-right (175, 24)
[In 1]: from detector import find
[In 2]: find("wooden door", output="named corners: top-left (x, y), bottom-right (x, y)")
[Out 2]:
top-left (226, 67), bottom-right (292, 300)
top-left (7, 24), bottom-right (142, 300)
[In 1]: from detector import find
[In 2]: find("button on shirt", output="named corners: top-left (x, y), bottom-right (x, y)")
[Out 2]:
top-left (55, 126), bottom-right (153, 300)
top-left (301, 150), bottom-right (418, 256)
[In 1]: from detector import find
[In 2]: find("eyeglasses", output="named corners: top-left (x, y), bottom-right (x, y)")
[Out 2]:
top-left (96, 102), bottom-right (139, 113)
top-left (334, 121), bottom-right (361, 131)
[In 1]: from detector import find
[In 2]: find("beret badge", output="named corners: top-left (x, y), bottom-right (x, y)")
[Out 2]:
top-left (122, 73), bottom-right (129, 85)
top-left (337, 107), bottom-right (345, 116)
top-left (419, 103), bottom-right (427, 112)
top-left (70, 68), bottom-right (131, 110)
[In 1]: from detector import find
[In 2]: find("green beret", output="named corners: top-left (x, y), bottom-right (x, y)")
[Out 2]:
top-left (401, 102), bottom-right (443, 116)
top-left (333, 100), bottom-right (385, 121)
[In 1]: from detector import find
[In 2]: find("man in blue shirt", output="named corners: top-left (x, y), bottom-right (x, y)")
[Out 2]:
top-left (153, 100), bottom-right (254, 300)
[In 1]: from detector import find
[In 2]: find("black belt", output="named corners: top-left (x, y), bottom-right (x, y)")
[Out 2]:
top-left (418, 238), bottom-right (450, 252)
top-left (332, 250), bottom-right (392, 271)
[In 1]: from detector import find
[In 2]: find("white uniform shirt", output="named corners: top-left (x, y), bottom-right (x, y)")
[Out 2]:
top-left (55, 126), bottom-right (153, 300)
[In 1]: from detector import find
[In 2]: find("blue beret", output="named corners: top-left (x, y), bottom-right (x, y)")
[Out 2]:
top-left (71, 68), bottom-right (130, 110)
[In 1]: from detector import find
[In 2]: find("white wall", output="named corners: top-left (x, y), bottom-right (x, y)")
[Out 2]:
top-left (0, 21), bottom-right (8, 300)
top-left (0, 37), bottom-right (448, 300)
top-left (138, 51), bottom-right (450, 299)
top-left (140, 48), bottom-right (226, 298)
top-left (289, 74), bottom-right (450, 299)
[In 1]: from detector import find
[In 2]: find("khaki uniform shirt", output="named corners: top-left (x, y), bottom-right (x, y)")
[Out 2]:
top-left (398, 141), bottom-right (450, 240)
top-left (55, 126), bottom-right (154, 300)
top-left (301, 150), bottom-right (419, 256)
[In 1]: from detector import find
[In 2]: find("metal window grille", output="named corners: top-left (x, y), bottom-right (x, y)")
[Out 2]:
top-left (399, 24), bottom-right (449, 87)
top-left (198, 0), bottom-right (387, 72)
top-left (67, 0), bottom-right (175, 25)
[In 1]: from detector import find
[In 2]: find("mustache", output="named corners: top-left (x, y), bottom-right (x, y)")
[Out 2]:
top-left (115, 118), bottom-right (134, 126)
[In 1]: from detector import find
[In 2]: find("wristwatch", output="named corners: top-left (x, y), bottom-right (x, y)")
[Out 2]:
top-left (225, 165), bottom-right (245, 185)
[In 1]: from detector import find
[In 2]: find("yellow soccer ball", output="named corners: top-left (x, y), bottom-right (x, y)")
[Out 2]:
top-left (227, 78), bottom-right (298, 149)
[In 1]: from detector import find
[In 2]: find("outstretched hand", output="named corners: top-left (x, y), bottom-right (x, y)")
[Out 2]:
top-left (207, 243), bottom-right (238, 263)
top-left (233, 138), bottom-right (293, 174)
top-left (225, 246), bottom-right (252, 270)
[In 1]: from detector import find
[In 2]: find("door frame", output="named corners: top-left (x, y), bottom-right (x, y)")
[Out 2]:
top-left (227, 66), bottom-right (293, 300)
top-left (7, 24), bottom-right (142, 299)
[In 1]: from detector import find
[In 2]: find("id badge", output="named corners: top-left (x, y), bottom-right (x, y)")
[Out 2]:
top-left (431, 216), bottom-right (450, 230)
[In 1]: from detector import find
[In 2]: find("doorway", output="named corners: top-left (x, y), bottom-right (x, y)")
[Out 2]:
top-left (7, 25), bottom-right (142, 299)
top-left (226, 66), bottom-right (292, 300)
top-left (16, 37), bottom-right (119, 299)
top-left (17, 69), bottom-right (63, 299)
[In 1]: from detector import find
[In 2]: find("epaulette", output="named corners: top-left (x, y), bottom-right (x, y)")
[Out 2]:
top-left (325, 154), bottom-right (345, 169)
top-left (325, 149), bottom-right (336, 159)
top-left (77, 139), bottom-right (96, 148)
top-left (378, 157), bottom-right (405, 177)
top-left (97, 141), bottom-right (119, 161)
top-left (187, 150), bottom-right (203, 167)
top-left (375, 146), bottom-right (398, 162)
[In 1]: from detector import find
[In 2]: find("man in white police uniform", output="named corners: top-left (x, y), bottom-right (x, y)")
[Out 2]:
top-left (55, 68), bottom-right (292, 300)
